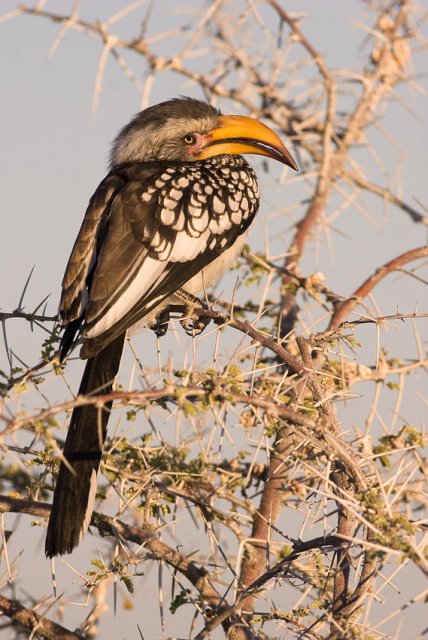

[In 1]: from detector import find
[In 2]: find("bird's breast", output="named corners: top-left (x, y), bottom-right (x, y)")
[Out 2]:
top-left (133, 155), bottom-right (260, 262)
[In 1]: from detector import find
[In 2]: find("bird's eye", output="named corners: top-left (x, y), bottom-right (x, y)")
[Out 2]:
top-left (183, 134), bottom-right (196, 145)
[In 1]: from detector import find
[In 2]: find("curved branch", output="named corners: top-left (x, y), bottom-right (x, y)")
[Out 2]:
top-left (0, 593), bottom-right (84, 640)
top-left (0, 495), bottom-right (243, 637)
top-left (343, 168), bottom-right (428, 226)
top-left (0, 495), bottom-right (50, 518)
top-left (1, 383), bottom-right (313, 438)
top-left (329, 244), bottom-right (428, 329)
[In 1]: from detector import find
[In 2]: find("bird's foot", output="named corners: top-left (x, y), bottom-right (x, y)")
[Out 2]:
top-left (176, 289), bottom-right (211, 336)
top-left (175, 288), bottom-right (208, 309)
top-left (180, 314), bottom-right (211, 336)
top-left (148, 308), bottom-right (170, 337)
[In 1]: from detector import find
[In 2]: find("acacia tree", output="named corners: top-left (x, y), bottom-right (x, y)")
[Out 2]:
top-left (0, 1), bottom-right (427, 639)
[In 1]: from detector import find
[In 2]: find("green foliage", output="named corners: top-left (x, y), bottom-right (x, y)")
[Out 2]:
top-left (120, 575), bottom-right (135, 594)
top-left (373, 426), bottom-right (424, 467)
top-left (170, 589), bottom-right (191, 614)
top-left (40, 323), bottom-right (61, 363)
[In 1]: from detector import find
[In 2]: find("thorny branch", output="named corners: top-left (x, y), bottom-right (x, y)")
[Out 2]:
top-left (329, 244), bottom-right (428, 329)
top-left (0, 592), bottom-right (84, 640)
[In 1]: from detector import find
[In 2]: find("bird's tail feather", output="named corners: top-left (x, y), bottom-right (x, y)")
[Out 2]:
top-left (45, 332), bottom-right (126, 557)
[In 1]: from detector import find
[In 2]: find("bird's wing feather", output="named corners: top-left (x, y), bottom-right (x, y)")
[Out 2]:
top-left (81, 160), bottom-right (257, 356)
top-left (59, 173), bottom-right (126, 324)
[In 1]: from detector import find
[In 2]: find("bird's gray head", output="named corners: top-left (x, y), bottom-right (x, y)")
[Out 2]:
top-left (110, 97), bottom-right (298, 170)
top-left (111, 97), bottom-right (221, 166)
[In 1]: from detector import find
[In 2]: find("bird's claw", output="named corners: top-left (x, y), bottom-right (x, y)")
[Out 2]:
top-left (175, 288), bottom-right (208, 310)
top-left (148, 302), bottom-right (211, 337)
top-left (148, 308), bottom-right (170, 337)
top-left (180, 314), bottom-right (210, 336)
top-left (175, 289), bottom-right (211, 336)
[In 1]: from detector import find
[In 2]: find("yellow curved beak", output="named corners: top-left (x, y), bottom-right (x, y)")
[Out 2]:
top-left (197, 115), bottom-right (298, 170)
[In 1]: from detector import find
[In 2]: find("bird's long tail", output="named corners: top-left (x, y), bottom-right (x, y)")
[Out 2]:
top-left (45, 332), bottom-right (126, 557)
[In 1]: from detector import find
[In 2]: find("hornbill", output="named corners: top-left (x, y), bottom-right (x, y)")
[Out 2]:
top-left (45, 97), bottom-right (298, 557)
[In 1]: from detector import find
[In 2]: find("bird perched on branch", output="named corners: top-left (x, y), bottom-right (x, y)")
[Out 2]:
top-left (45, 97), bottom-right (298, 557)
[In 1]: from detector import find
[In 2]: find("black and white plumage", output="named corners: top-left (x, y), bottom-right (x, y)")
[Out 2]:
top-left (67, 155), bottom-right (259, 357)
top-left (45, 97), bottom-right (297, 557)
